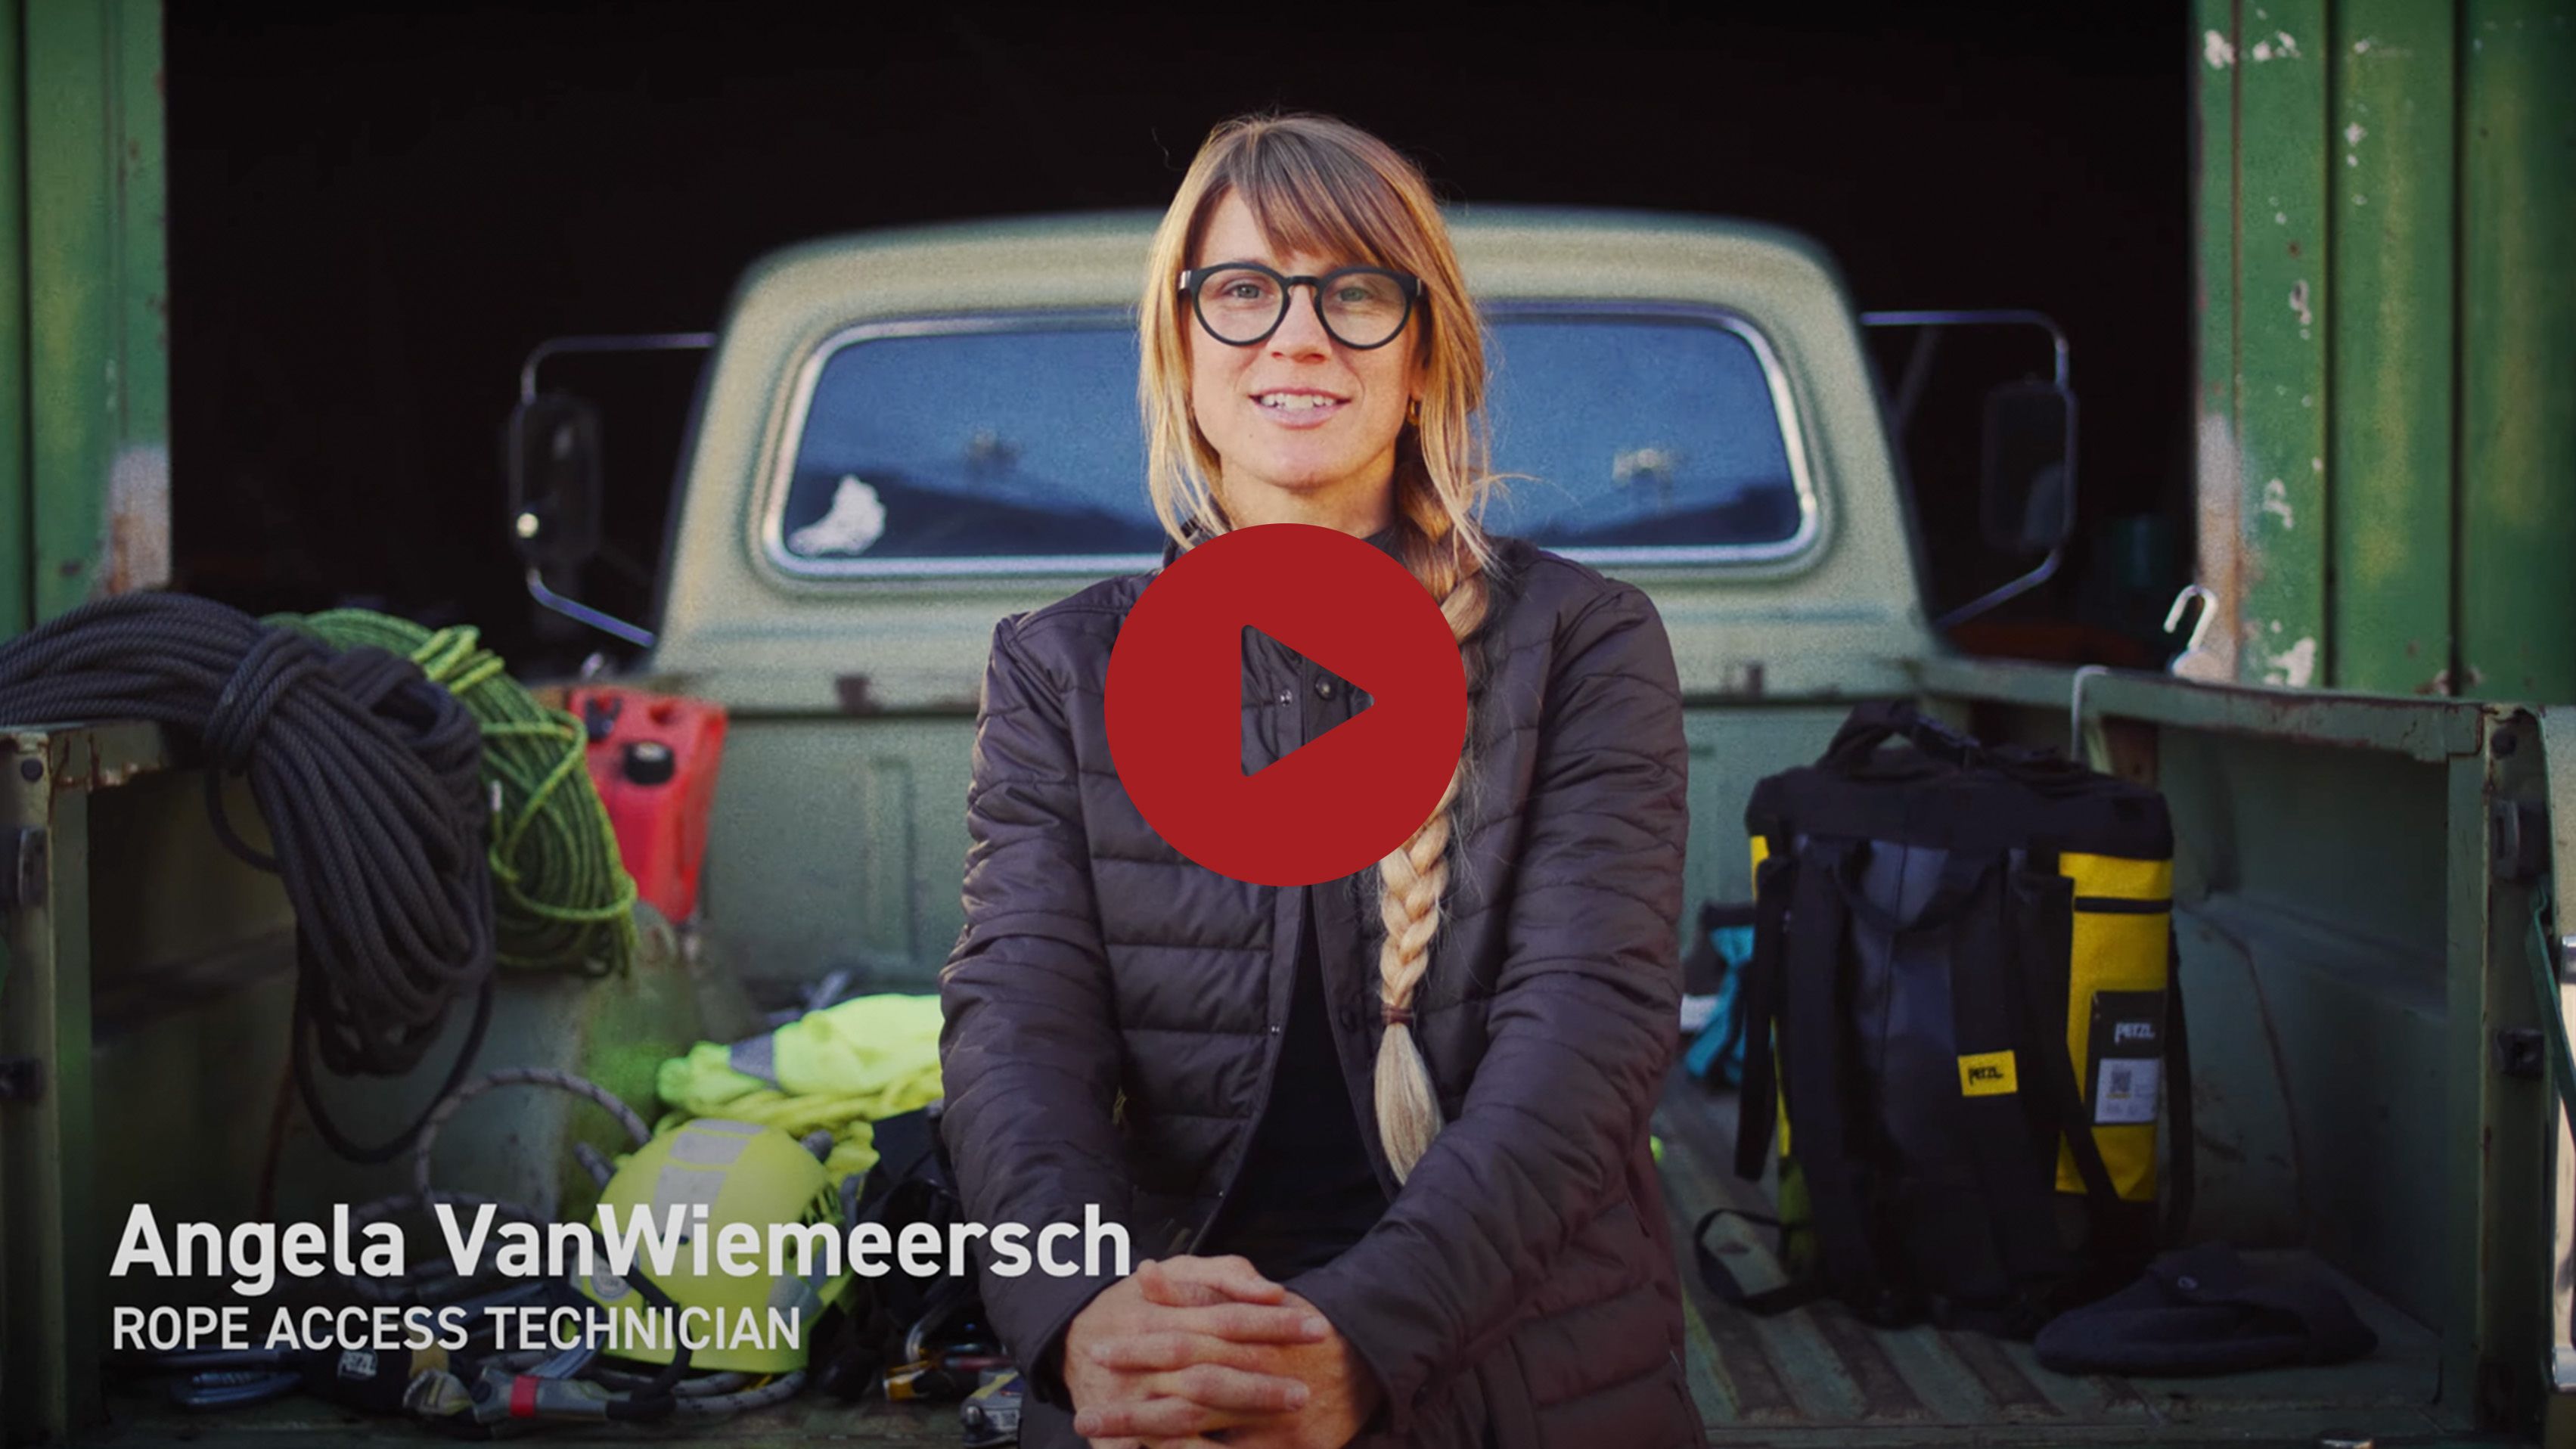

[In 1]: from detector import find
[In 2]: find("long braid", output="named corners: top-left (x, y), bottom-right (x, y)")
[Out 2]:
top-left (1371, 500), bottom-right (1491, 1183)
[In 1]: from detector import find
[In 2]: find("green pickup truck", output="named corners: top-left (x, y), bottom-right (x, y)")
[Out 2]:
top-left (4, 209), bottom-right (2568, 1448)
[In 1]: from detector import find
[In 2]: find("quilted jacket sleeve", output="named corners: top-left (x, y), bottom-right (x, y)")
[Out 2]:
top-left (1289, 579), bottom-right (1689, 1435)
top-left (938, 613), bottom-right (1136, 1412)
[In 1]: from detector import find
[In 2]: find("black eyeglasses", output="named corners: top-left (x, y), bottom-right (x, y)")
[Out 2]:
top-left (1178, 260), bottom-right (1423, 350)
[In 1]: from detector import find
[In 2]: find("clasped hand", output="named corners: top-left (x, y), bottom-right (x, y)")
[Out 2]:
top-left (1062, 1255), bottom-right (1380, 1449)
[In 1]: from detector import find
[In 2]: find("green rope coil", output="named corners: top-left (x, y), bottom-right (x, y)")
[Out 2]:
top-left (282, 610), bottom-right (639, 976)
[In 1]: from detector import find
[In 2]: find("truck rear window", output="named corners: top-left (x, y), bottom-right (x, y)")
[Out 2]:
top-left (766, 307), bottom-right (1814, 577)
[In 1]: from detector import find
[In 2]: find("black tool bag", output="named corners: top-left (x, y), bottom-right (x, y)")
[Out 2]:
top-left (1705, 700), bottom-right (2193, 1336)
top-left (813, 1103), bottom-right (1005, 1402)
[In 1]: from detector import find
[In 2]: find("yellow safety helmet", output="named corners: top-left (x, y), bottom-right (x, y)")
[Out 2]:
top-left (576, 1119), bottom-right (851, 1373)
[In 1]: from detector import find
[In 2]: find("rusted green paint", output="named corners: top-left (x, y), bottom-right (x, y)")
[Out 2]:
top-left (2195, 0), bottom-right (2559, 701)
top-left (2231, 0), bottom-right (2332, 690)
top-left (20, 0), bottom-right (167, 626)
top-left (2458, 0), bottom-right (2576, 704)
top-left (2329, 0), bottom-right (2455, 696)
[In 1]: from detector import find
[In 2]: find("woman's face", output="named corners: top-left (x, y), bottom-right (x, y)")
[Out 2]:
top-left (1187, 192), bottom-right (1422, 531)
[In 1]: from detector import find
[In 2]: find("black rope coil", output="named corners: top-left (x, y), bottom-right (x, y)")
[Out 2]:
top-left (0, 592), bottom-right (496, 1162)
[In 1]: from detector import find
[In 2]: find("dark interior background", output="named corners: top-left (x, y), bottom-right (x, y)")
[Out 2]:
top-left (166, 2), bottom-right (2193, 677)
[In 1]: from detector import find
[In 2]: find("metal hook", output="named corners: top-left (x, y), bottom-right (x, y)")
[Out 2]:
top-left (2164, 583), bottom-right (2228, 682)
top-left (2069, 665), bottom-right (2110, 759)
top-left (2165, 585), bottom-right (2215, 653)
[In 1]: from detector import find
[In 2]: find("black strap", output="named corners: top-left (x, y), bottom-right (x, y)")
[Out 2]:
top-left (1945, 857), bottom-right (2076, 1302)
top-left (2163, 932), bottom-right (2195, 1246)
top-left (1712, 974), bottom-right (1752, 1082)
top-left (1777, 839), bottom-right (1885, 1302)
top-left (2006, 869), bottom-right (2124, 1218)
top-left (1819, 700), bottom-right (1984, 772)
top-left (1693, 1208), bottom-right (1823, 1315)
top-left (1733, 851), bottom-right (1795, 1181)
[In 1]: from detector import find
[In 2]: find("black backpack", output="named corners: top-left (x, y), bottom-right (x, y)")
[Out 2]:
top-left (1703, 701), bottom-right (2195, 1335)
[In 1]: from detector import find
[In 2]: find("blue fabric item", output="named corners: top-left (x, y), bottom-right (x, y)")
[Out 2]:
top-left (2034, 1243), bottom-right (2376, 1375)
top-left (1685, 921), bottom-right (1760, 1084)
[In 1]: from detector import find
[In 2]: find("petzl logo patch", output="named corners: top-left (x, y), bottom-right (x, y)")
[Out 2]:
top-left (1958, 1050), bottom-right (2019, 1097)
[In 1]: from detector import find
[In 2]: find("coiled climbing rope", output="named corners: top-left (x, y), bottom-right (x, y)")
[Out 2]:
top-left (0, 592), bottom-right (495, 1162)
top-left (290, 610), bottom-right (636, 976)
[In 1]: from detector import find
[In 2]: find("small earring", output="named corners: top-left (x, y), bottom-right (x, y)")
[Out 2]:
top-left (1407, 398), bottom-right (1423, 426)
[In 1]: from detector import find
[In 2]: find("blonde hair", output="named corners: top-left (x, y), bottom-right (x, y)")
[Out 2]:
top-left (1139, 113), bottom-right (1497, 1183)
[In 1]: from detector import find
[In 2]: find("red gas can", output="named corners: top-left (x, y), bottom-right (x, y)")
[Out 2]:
top-left (564, 686), bottom-right (728, 923)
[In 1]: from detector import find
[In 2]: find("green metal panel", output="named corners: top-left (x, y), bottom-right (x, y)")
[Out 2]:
top-left (2233, 0), bottom-right (2333, 689)
top-left (2463, 713), bottom-right (2551, 1428)
top-left (0, 725), bottom-right (149, 1444)
top-left (1678, 706), bottom-right (1864, 915)
top-left (2329, 0), bottom-right (2456, 695)
top-left (20, 0), bottom-right (167, 625)
top-left (2458, 0), bottom-right (2576, 703)
top-left (2192, 0), bottom-right (2569, 703)
top-left (0, 0), bottom-right (28, 637)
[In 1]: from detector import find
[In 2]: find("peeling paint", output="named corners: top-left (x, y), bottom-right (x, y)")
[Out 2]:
top-left (2249, 30), bottom-right (2302, 62)
top-left (107, 443), bottom-right (172, 596)
top-left (2344, 122), bottom-right (2368, 147)
top-left (2274, 210), bottom-right (2288, 224)
top-left (2204, 29), bottom-right (2237, 67)
top-left (2289, 280), bottom-right (2313, 327)
top-left (2264, 636), bottom-right (2320, 688)
top-left (2262, 478), bottom-right (2296, 529)
top-left (2353, 37), bottom-right (2374, 54)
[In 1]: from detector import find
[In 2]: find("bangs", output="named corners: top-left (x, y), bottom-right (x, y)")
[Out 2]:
top-left (1209, 127), bottom-right (1423, 275)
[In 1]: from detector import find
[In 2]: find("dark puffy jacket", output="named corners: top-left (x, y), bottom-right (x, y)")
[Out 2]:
top-left (939, 531), bottom-right (1702, 1449)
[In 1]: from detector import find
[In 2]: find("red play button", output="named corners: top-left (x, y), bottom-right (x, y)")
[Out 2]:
top-left (1105, 523), bottom-right (1469, 887)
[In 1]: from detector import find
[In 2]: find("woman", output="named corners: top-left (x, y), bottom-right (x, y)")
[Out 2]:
top-left (939, 113), bottom-right (1700, 1449)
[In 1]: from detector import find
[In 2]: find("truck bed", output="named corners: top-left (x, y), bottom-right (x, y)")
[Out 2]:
top-left (1652, 1070), bottom-right (2454, 1447)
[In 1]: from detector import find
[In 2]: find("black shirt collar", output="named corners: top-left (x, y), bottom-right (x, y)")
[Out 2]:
top-left (1161, 516), bottom-right (1407, 568)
